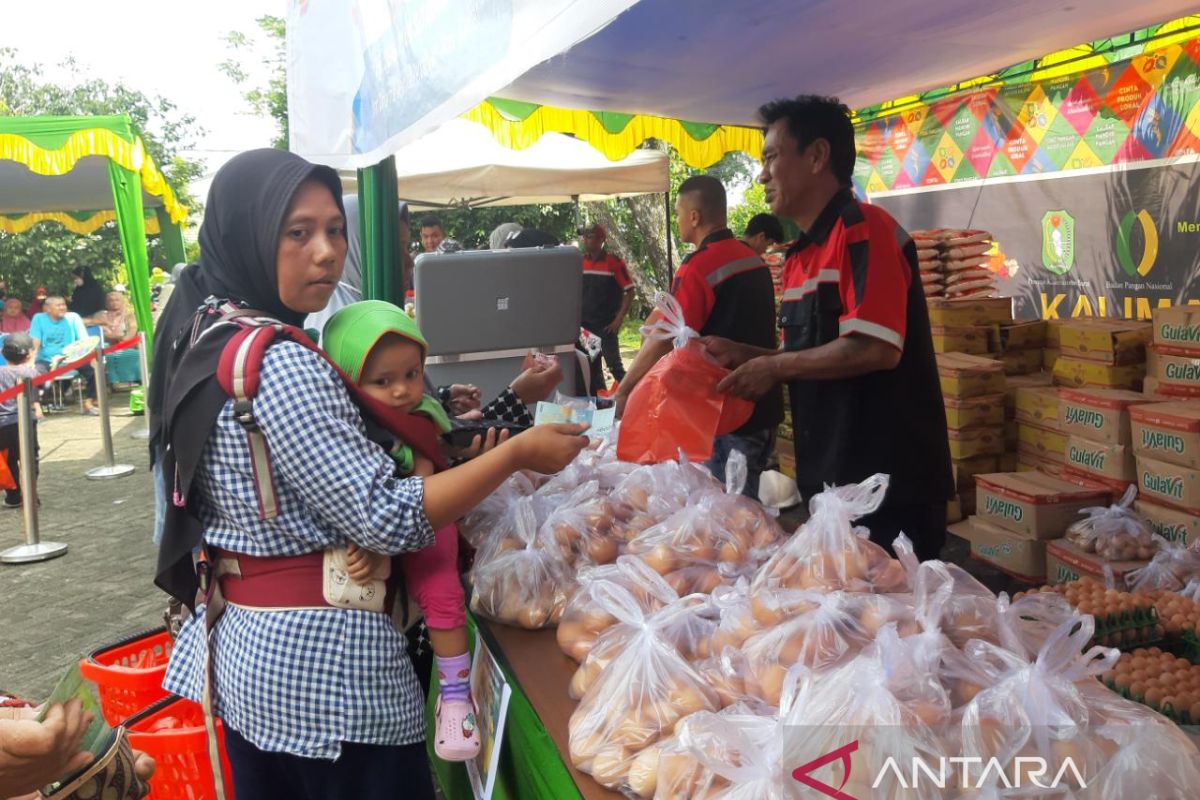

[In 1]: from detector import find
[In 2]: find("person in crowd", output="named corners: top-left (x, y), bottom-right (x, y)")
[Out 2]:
top-left (323, 300), bottom-right (483, 761)
top-left (488, 222), bottom-right (523, 250)
top-left (26, 287), bottom-right (47, 319)
top-left (151, 149), bottom-right (587, 798)
top-left (578, 223), bottom-right (634, 384)
top-left (0, 696), bottom-right (156, 799)
top-left (1, 298), bottom-right (29, 334)
top-left (703, 95), bottom-right (953, 560)
top-left (741, 212), bottom-right (785, 255)
top-left (505, 228), bottom-right (559, 249)
top-left (0, 333), bottom-right (39, 507)
top-left (419, 215), bottom-right (446, 253)
top-left (95, 291), bottom-right (138, 344)
top-left (29, 296), bottom-right (97, 416)
top-left (615, 176), bottom-right (783, 498)
top-left (70, 267), bottom-right (107, 320)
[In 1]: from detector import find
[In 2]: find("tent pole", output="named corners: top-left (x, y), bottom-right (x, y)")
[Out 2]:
top-left (665, 191), bottom-right (673, 285)
top-left (359, 156), bottom-right (403, 303)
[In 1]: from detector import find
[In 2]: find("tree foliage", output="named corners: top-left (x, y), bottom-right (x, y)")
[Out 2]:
top-left (0, 49), bottom-right (203, 300)
top-left (220, 15), bottom-right (289, 150)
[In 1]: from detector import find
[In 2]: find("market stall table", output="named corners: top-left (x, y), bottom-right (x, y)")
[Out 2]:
top-left (428, 615), bottom-right (622, 800)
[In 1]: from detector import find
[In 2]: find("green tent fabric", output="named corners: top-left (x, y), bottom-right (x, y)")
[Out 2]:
top-left (107, 160), bottom-right (153, 350)
top-left (358, 156), bottom-right (405, 305)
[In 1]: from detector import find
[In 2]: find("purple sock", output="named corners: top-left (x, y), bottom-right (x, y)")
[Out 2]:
top-left (437, 652), bottom-right (472, 702)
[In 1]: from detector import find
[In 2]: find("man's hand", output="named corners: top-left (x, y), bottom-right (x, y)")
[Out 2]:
top-left (716, 355), bottom-right (779, 399)
top-left (613, 391), bottom-right (629, 419)
top-left (510, 359), bottom-right (563, 406)
top-left (456, 426), bottom-right (510, 461)
top-left (510, 423), bottom-right (590, 474)
top-left (604, 316), bottom-right (624, 335)
top-left (700, 336), bottom-right (758, 369)
top-left (0, 700), bottom-right (94, 797)
top-left (447, 384), bottom-right (481, 415)
top-left (345, 543), bottom-right (389, 584)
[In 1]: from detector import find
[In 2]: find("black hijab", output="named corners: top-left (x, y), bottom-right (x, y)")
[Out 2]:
top-left (150, 149), bottom-right (345, 606)
top-left (71, 267), bottom-right (106, 317)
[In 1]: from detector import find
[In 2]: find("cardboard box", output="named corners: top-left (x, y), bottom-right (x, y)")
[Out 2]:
top-left (1005, 419), bottom-right (1019, 449)
top-left (1129, 401), bottom-right (1200, 469)
top-left (1018, 421), bottom-right (1069, 462)
top-left (1060, 465), bottom-right (1131, 497)
top-left (1136, 453), bottom-right (1200, 514)
top-left (1064, 435), bottom-right (1136, 482)
top-left (1015, 386), bottom-right (1061, 428)
top-left (937, 353), bottom-right (1006, 397)
top-left (1052, 356), bottom-right (1144, 390)
top-left (931, 326), bottom-right (994, 355)
top-left (1152, 304), bottom-right (1200, 350)
top-left (1017, 450), bottom-right (1068, 477)
top-left (946, 496), bottom-right (963, 525)
top-left (949, 516), bottom-right (1046, 583)
top-left (927, 297), bottom-right (1014, 327)
top-left (952, 455), bottom-right (1000, 491)
top-left (1000, 348), bottom-right (1044, 376)
top-left (999, 320), bottom-right (1047, 351)
top-left (1043, 348), bottom-right (1061, 371)
top-left (1149, 344), bottom-right (1200, 397)
top-left (1058, 387), bottom-right (1162, 445)
top-left (998, 452), bottom-right (1019, 472)
top-left (975, 471), bottom-right (1107, 539)
top-left (1135, 499), bottom-right (1200, 548)
top-left (1044, 538), bottom-right (1147, 585)
top-left (947, 426), bottom-right (1005, 459)
top-left (1046, 319), bottom-right (1066, 349)
top-left (943, 394), bottom-right (1005, 429)
top-left (1058, 319), bottom-right (1151, 365)
top-left (1005, 373), bottom-right (1054, 418)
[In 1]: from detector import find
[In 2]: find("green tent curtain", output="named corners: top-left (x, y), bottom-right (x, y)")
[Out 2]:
top-left (358, 155), bottom-right (405, 305)
top-left (155, 206), bottom-right (187, 269)
top-left (107, 160), bottom-right (153, 351)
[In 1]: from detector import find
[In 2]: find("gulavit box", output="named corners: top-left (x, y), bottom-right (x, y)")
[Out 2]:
top-left (943, 394), bottom-right (1005, 429)
top-left (937, 353), bottom-right (1006, 398)
top-left (975, 471), bottom-right (1107, 539)
top-left (1058, 319), bottom-right (1151, 365)
top-left (1152, 304), bottom-right (1200, 349)
top-left (1129, 401), bottom-right (1200, 469)
top-left (1148, 345), bottom-right (1200, 397)
top-left (1064, 435), bottom-right (1136, 482)
top-left (948, 516), bottom-right (1046, 583)
top-left (1135, 454), bottom-right (1200, 514)
top-left (1058, 387), bottom-right (1160, 446)
top-left (1044, 538), bottom-right (1146, 586)
top-left (1134, 498), bottom-right (1200, 548)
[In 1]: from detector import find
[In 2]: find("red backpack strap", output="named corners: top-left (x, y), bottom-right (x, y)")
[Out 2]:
top-left (217, 323), bottom-right (285, 520)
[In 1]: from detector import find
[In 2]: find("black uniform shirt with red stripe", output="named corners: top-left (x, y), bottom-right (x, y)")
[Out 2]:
top-left (673, 228), bottom-right (783, 435)
top-left (778, 188), bottom-right (953, 505)
top-left (581, 249), bottom-right (633, 331)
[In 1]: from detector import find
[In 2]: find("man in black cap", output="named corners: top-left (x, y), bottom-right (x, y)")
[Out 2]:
top-left (578, 223), bottom-right (634, 384)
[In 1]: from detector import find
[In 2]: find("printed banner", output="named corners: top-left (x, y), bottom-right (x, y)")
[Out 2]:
top-left (855, 38), bottom-right (1200, 319)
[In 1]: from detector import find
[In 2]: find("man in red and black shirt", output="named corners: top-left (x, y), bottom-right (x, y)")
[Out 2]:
top-left (579, 224), bottom-right (634, 383)
top-left (616, 175), bottom-right (783, 497)
top-left (704, 96), bottom-right (953, 559)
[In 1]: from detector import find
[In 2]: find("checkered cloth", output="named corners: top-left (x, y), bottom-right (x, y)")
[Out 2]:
top-left (437, 384), bottom-right (534, 427)
top-left (163, 342), bottom-right (435, 759)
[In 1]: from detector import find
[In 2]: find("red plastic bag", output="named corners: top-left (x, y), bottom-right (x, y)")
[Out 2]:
top-left (618, 294), bottom-right (753, 464)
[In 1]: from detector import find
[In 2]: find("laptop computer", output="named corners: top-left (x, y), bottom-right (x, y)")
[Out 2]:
top-left (414, 246), bottom-right (583, 398)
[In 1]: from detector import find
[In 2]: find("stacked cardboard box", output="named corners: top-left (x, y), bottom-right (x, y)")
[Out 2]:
top-left (1044, 320), bottom-right (1066, 371)
top-left (1130, 401), bottom-right (1200, 526)
top-left (938, 352), bottom-right (1006, 515)
top-left (1052, 319), bottom-right (1151, 390)
top-left (1057, 387), bottom-right (1161, 494)
top-left (948, 471), bottom-right (1109, 582)
top-left (996, 320), bottom-right (1046, 376)
top-left (1014, 384), bottom-right (1066, 472)
top-left (1147, 305), bottom-right (1200, 398)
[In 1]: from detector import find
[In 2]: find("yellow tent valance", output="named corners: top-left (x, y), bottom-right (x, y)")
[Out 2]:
top-left (0, 209), bottom-right (161, 236)
top-left (462, 101), bottom-right (763, 169)
top-left (0, 127), bottom-right (187, 225)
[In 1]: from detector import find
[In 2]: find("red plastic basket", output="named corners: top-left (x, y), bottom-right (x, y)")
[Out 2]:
top-left (125, 695), bottom-right (235, 800)
top-left (79, 627), bottom-right (174, 726)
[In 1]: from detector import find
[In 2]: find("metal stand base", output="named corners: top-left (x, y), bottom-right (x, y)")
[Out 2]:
top-left (131, 428), bottom-right (150, 440)
top-left (1, 541), bottom-right (68, 564)
top-left (86, 464), bottom-right (136, 480)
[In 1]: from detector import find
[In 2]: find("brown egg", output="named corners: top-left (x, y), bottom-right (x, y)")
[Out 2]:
top-left (642, 545), bottom-right (678, 575)
top-left (626, 746), bottom-right (661, 799)
top-left (590, 746), bottom-right (630, 788)
top-left (586, 536), bottom-right (620, 565)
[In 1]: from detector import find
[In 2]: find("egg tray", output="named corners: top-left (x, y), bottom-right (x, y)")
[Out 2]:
top-left (1175, 629), bottom-right (1200, 665)
top-left (1076, 605), bottom-right (1162, 648)
top-left (1101, 677), bottom-right (1199, 727)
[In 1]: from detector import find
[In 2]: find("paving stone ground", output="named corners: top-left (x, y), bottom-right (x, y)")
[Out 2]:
top-left (0, 391), bottom-right (166, 699)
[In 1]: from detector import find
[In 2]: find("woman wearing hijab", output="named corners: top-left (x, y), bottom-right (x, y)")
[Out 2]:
top-left (70, 267), bottom-right (107, 319)
top-left (1, 298), bottom-right (29, 334)
top-left (151, 149), bottom-right (587, 799)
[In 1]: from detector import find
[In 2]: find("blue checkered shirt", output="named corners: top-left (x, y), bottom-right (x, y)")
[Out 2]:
top-left (162, 341), bottom-right (435, 759)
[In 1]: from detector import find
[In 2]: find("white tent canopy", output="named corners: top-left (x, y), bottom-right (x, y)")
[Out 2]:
top-left (337, 119), bottom-right (668, 209)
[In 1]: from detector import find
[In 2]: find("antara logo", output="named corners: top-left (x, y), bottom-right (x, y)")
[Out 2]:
top-left (791, 742), bottom-right (1088, 797)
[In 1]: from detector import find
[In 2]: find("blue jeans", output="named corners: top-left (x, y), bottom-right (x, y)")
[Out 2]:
top-left (706, 427), bottom-right (773, 500)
